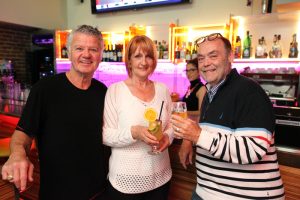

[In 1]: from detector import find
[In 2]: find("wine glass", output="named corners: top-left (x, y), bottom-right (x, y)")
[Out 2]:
top-left (172, 101), bottom-right (187, 119)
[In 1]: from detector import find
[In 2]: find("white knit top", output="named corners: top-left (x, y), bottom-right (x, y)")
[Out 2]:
top-left (103, 81), bottom-right (173, 194)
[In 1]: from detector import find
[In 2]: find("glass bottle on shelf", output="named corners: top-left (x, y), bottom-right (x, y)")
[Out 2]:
top-left (175, 41), bottom-right (181, 60)
top-left (242, 31), bottom-right (251, 58)
top-left (162, 40), bottom-right (168, 59)
top-left (180, 42), bottom-right (186, 60)
top-left (255, 37), bottom-right (268, 58)
top-left (191, 44), bottom-right (197, 59)
top-left (277, 34), bottom-right (282, 58)
top-left (269, 35), bottom-right (277, 58)
top-left (289, 33), bottom-right (298, 58)
top-left (185, 42), bottom-right (192, 61)
top-left (102, 44), bottom-right (107, 62)
top-left (117, 44), bottom-right (123, 62)
top-left (61, 46), bottom-right (68, 58)
top-left (108, 44), bottom-right (112, 62)
top-left (269, 34), bottom-right (282, 58)
top-left (112, 44), bottom-right (117, 62)
top-left (234, 36), bottom-right (241, 58)
top-left (261, 36), bottom-right (268, 58)
top-left (153, 40), bottom-right (159, 58)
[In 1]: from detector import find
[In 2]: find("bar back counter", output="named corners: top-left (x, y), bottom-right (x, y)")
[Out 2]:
top-left (0, 98), bottom-right (300, 200)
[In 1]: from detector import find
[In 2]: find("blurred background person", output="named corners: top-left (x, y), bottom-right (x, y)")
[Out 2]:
top-left (179, 58), bottom-right (206, 169)
top-left (182, 58), bottom-right (206, 122)
top-left (103, 35), bottom-right (173, 200)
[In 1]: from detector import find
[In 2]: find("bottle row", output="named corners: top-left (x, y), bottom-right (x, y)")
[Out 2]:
top-left (234, 31), bottom-right (298, 59)
top-left (102, 44), bottom-right (123, 62)
top-left (174, 41), bottom-right (198, 62)
top-left (154, 40), bottom-right (169, 59)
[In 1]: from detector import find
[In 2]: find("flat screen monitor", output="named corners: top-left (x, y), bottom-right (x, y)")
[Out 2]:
top-left (91, 0), bottom-right (191, 14)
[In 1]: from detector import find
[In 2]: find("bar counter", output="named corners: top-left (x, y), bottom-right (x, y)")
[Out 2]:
top-left (0, 100), bottom-right (300, 200)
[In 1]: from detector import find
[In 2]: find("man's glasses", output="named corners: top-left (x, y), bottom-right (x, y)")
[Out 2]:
top-left (184, 68), bottom-right (198, 73)
top-left (195, 33), bottom-right (223, 47)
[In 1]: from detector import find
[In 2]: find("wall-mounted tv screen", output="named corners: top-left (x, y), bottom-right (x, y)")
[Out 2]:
top-left (91, 0), bottom-right (191, 14)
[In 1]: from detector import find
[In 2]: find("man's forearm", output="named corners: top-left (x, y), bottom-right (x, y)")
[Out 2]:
top-left (10, 130), bottom-right (33, 157)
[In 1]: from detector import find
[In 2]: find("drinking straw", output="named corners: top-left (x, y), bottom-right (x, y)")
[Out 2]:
top-left (158, 101), bottom-right (164, 120)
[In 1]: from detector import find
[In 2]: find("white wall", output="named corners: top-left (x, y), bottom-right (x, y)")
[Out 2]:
top-left (66, 0), bottom-right (258, 32)
top-left (0, 0), bottom-right (67, 30)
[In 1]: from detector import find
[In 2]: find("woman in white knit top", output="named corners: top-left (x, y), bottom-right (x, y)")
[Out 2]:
top-left (103, 35), bottom-right (173, 200)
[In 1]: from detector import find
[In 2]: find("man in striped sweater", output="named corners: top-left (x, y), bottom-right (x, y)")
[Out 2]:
top-left (171, 33), bottom-right (285, 200)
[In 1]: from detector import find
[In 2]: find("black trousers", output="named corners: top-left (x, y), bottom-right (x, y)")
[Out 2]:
top-left (105, 180), bottom-right (171, 200)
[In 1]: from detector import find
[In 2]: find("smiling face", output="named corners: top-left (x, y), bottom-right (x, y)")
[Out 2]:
top-left (68, 32), bottom-right (103, 78)
top-left (129, 46), bottom-right (155, 80)
top-left (125, 35), bottom-right (157, 78)
top-left (185, 63), bottom-right (199, 81)
top-left (197, 38), bottom-right (233, 87)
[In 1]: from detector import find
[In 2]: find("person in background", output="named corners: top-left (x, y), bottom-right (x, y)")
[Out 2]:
top-left (103, 35), bottom-right (173, 200)
top-left (179, 58), bottom-right (206, 169)
top-left (182, 58), bottom-right (206, 122)
top-left (171, 33), bottom-right (285, 200)
top-left (1, 25), bottom-right (109, 200)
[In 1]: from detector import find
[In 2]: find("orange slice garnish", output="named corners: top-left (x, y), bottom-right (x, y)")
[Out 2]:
top-left (144, 108), bottom-right (157, 122)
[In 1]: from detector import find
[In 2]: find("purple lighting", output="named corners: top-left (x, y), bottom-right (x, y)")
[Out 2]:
top-left (56, 59), bottom-right (300, 97)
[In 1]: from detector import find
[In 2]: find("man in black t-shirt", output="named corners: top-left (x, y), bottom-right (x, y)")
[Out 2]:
top-left (1, 25), bottom-right (109, 200)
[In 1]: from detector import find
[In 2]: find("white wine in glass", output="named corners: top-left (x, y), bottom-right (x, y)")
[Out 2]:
top-left (172, 102), bottom-right (188, 119)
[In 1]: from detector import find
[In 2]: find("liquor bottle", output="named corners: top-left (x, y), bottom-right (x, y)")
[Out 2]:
top-left (117, 44), bottom-right (123, 62)
top-left (276, 34), bottom-right (282, 58)
top-left (109, 44), bottom-right (114, 62)
top-left (105, 45), bottom-right (110, 62)
top-left (261, 36), bottom-right (268, 58)
top-left (261, 0), bottom-right (268, 14)
top-left (185, 42), bottom-right (192, 61)
top-left (175, 41), bottom-right (181, 60)
top-left (269, 35), bottom-right (277, 58)
top-left (102, 44), bottom-right (107, 62)
top-left (289, 33), bottom-right (298, 58)
top-left (255, 38), bottom-right (264, 58)
top-left (270, 34), bottom-right (282, 58)
top-left (180, 42), bottom-right (186, 61)
top-left (153, 40), bottom-right (159, 58)
top-left (242, 31), bottom-right (251, 58)
top-left (234, 36), bottom-right (241, 58)
top-left (158, 41), bottom-right (164, 59)
top-left (112, 44), bottom-right (117, 62)
top-left (61, 46), bottom-right (68, 58)
top-left (191, 44), bottom-right (197, 59)
top-left (162, 40), bottom-right (169, 59)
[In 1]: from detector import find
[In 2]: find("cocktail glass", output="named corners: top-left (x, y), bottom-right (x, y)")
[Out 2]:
top-left (148, 119), bottom-right (163, 155)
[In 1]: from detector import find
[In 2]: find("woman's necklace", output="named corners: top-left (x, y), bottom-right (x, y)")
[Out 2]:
top-left (185, 83), bottom-right (200, 98)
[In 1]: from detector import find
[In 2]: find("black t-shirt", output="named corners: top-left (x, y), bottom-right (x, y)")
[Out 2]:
top-left (17, 73), bottom-right (108, 200)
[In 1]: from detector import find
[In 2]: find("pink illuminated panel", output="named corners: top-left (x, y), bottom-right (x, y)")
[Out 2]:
top-left (56, 59), bottom-right (190, 98)
top-left (56, 59), bottom-right (300, 97)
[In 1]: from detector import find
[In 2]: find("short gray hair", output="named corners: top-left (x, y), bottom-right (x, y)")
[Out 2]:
top-left (67, 25), bottom-right (103, 51)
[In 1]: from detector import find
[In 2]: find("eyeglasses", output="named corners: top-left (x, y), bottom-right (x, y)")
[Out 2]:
top-left (195, 33), bottom-right (223, 47)
top-left (184, 68), bottom-right (198, 73)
